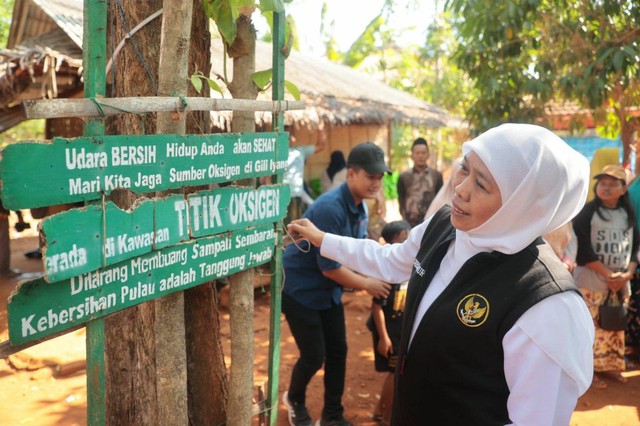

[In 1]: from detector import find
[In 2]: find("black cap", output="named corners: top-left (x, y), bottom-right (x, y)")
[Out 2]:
top-left (347, 142), bottom-right (391, 175)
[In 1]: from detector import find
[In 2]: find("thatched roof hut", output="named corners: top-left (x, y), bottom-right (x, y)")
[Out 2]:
top-left (209, 38), bottom-right (452, 179)
top-left (1, 0), bottom-right (83, 135)
top-left (210, 39), bottom-right (449, 129)
top-left (1, 0), bottom-right (453, 179)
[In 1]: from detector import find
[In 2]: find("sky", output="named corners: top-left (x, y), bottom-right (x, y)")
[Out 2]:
top-left (256, 0), bottom-right (439, 57)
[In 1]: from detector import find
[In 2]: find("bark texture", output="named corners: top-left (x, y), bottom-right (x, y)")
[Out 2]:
top-left (226, 15), bottom-right (260, 426)
top-left (104, 3), bottom-right (162, 424)
top-left (104, 2), bottom-right (226, 424)
top-left (154, 0), bottom-right (193, 424)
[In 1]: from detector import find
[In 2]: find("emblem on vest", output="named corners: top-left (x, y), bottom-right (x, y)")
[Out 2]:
top-left (457, 294), bottom-right (489, 327)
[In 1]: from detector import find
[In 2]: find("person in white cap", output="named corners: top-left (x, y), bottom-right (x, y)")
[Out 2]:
top-left (287, 123), bottom-right (594, 425)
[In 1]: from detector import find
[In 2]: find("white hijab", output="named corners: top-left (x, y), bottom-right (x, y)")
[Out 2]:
top-left (437, 123), bottom-right (590, 285)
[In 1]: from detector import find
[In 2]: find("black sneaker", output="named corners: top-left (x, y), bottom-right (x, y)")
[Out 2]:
top-left (314, 418), bottom-right (353, 426)
top-left (283, 391), bottom-right (313, 426)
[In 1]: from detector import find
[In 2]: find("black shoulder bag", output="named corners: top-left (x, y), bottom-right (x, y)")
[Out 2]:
top-left (598, 290), bottom-right (628, 331)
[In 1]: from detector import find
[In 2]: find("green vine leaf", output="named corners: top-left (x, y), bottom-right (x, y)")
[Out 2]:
top-left (204, 0), bottom-right (237, 45)
top-left (252, 69), bottom-right (273, 90)
top-left (284, 80), bottom-right (300, 100)
top-left (191, 75), bottom-right (203, 93)
top-left (251, 69), bottom-right (300, 100)
top-left (207, 78), bottom-right (223, 94)
top-left (259, 0), bottom-right (284, 13)
top-left (189, 73), bottom-right (223, 95)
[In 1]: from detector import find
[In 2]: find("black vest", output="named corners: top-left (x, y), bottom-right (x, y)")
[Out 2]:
top-left (391, 206), bottom-right (578, 425)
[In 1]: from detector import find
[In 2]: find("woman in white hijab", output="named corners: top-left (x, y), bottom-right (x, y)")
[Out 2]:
top-left (287, 123), bottom-right (594, 425)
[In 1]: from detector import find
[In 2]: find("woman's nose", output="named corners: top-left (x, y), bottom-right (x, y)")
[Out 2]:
top-left (454, 178), bottom-right (470, 200)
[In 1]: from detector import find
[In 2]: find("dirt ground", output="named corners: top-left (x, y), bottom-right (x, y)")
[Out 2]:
top-left (1, 229), bottom-right (639, 425)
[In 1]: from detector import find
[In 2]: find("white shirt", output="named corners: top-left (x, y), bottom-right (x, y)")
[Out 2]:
top-left (321, 218), bottom-right (594, 426)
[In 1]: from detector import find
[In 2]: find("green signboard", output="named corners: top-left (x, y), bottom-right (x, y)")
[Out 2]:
top-left (41, 185), bottom-right (290, 282)
top-left (0, 132), bottom-right (289, 210)
top-left (8, 224), bottom-right (277, 345)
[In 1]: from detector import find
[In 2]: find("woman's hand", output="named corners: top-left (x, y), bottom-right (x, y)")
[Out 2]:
top-left (286, 219), bottom-right (326, 247)
top-left (606, 271), bottom-right (631, 292)
top-left (365, 277), bottom-right (391, 299)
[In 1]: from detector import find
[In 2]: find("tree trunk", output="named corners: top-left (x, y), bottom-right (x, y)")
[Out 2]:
top-left (154, 0), bottom-right (193, 424)
top-left (182, 3), bottom-right (230, 426)
top-left (104, 3), bottom-right (161, 424)
top-left (226, 15), bottom-right (259, 426)
top-left (104, 2), bottom-right (227, 424)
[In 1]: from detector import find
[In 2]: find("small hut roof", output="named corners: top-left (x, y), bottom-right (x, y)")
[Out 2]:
top-left (7, 0), bottom-right (83, 51)
top-left (211, 40), bottom-right (451, 128)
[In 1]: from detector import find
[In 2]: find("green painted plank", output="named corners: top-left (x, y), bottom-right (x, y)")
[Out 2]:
top-left (82, 0), bottom-right (107, 423)
top-left (8, 225), bottom-right (276, 345)
top-left (41, 185), bottom-right (289, 283)
top-left (268, 10), bottom-right (287, 426)
top-left (0, 132), bottom-right (289, 210)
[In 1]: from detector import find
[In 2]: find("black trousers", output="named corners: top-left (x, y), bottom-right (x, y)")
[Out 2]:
top-left (282, 292), bottom-right (347, 420)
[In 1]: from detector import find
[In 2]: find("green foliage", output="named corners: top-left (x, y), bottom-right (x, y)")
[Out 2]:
top-left (190, 71), bottom-right (223, 94)
top-left (250, 68), bottom-right (300, 100)
top-left (320, 3), bottom-right (471, 155)
top-left (445, 0), bottom-right (552, 133)
top-left (251, 69), bottom-right (273, 90)
top-left (0, 120), bottom-right (45, 147)
top-left (308, 178), bottom-right (322, 198)
top-left (284, 79), bottom-right (300, 100)
top-left (551, 0), bottom-right (640, 109)
top-left (387, 13), bottom-right (473, 117)
top-left (261, 11), bottom-right (298, 56)
top-left (203, 0), bottom-right (238, 45)
top-left (382, 172), bottom-right (399, 200)
top-left (204, 0), bottom-right (294, 48)
top-left (319, 2), bottom-right (342, 62)
top-left (258, 0), bottom-right (285, 13)
top-left (444, 0), bottom-right (640, 145)
top-left (0, 0), bottom-right (13, 49)
top-left (342, 14), bottom-right (385, 68)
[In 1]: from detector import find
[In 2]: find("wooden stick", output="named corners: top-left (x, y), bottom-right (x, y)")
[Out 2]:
top-left (22, 97), bottom-right (306, 119)
top-left (56, 359), bottom-right (87, 377)
top-left (153, 0), bottom-right (191, 423)
top-left (0, 324), bottom-right (84, 358)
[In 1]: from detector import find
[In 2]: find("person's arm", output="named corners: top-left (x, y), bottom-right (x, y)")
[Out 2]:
top-left (322, 266), bottom-right (390, 299)
top-left (503, 292), bottom-right (594, 426)
top-left (607, 259), bottom-right (637, 294)
top-left (321, 170), bottom-right (331, 193)
top-left (584, 259), bottom-right (614, 280)
top-left (314, 131), bottom-right (327, 153)
top-left (571, 204), bottom-right (618, 279)
top-left (630, 222), bottom-right (640, 268)
top-left (397, 174), bottom-right (406, 218)
top-left (372, 302), bottom-right (392, 356)
top-left (300, 190), bottom-right (315, 206)
top-left (287, 217), bottom-right (427, 284)
top-left (573, 204), bottom-right (600, 265)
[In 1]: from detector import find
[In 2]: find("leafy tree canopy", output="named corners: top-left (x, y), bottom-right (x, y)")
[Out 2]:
top-left (445, 0), bottom-right (640, 158)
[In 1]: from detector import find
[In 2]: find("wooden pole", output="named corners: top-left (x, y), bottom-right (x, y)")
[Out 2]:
top-left (22, 97), bottom-right (305, 119)
top-left (267, 10), bottom-right (286, 426)
top-left (227, 15), bottom-right (260, 426)
top-left (153, 0), bottom-right (192, 424)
